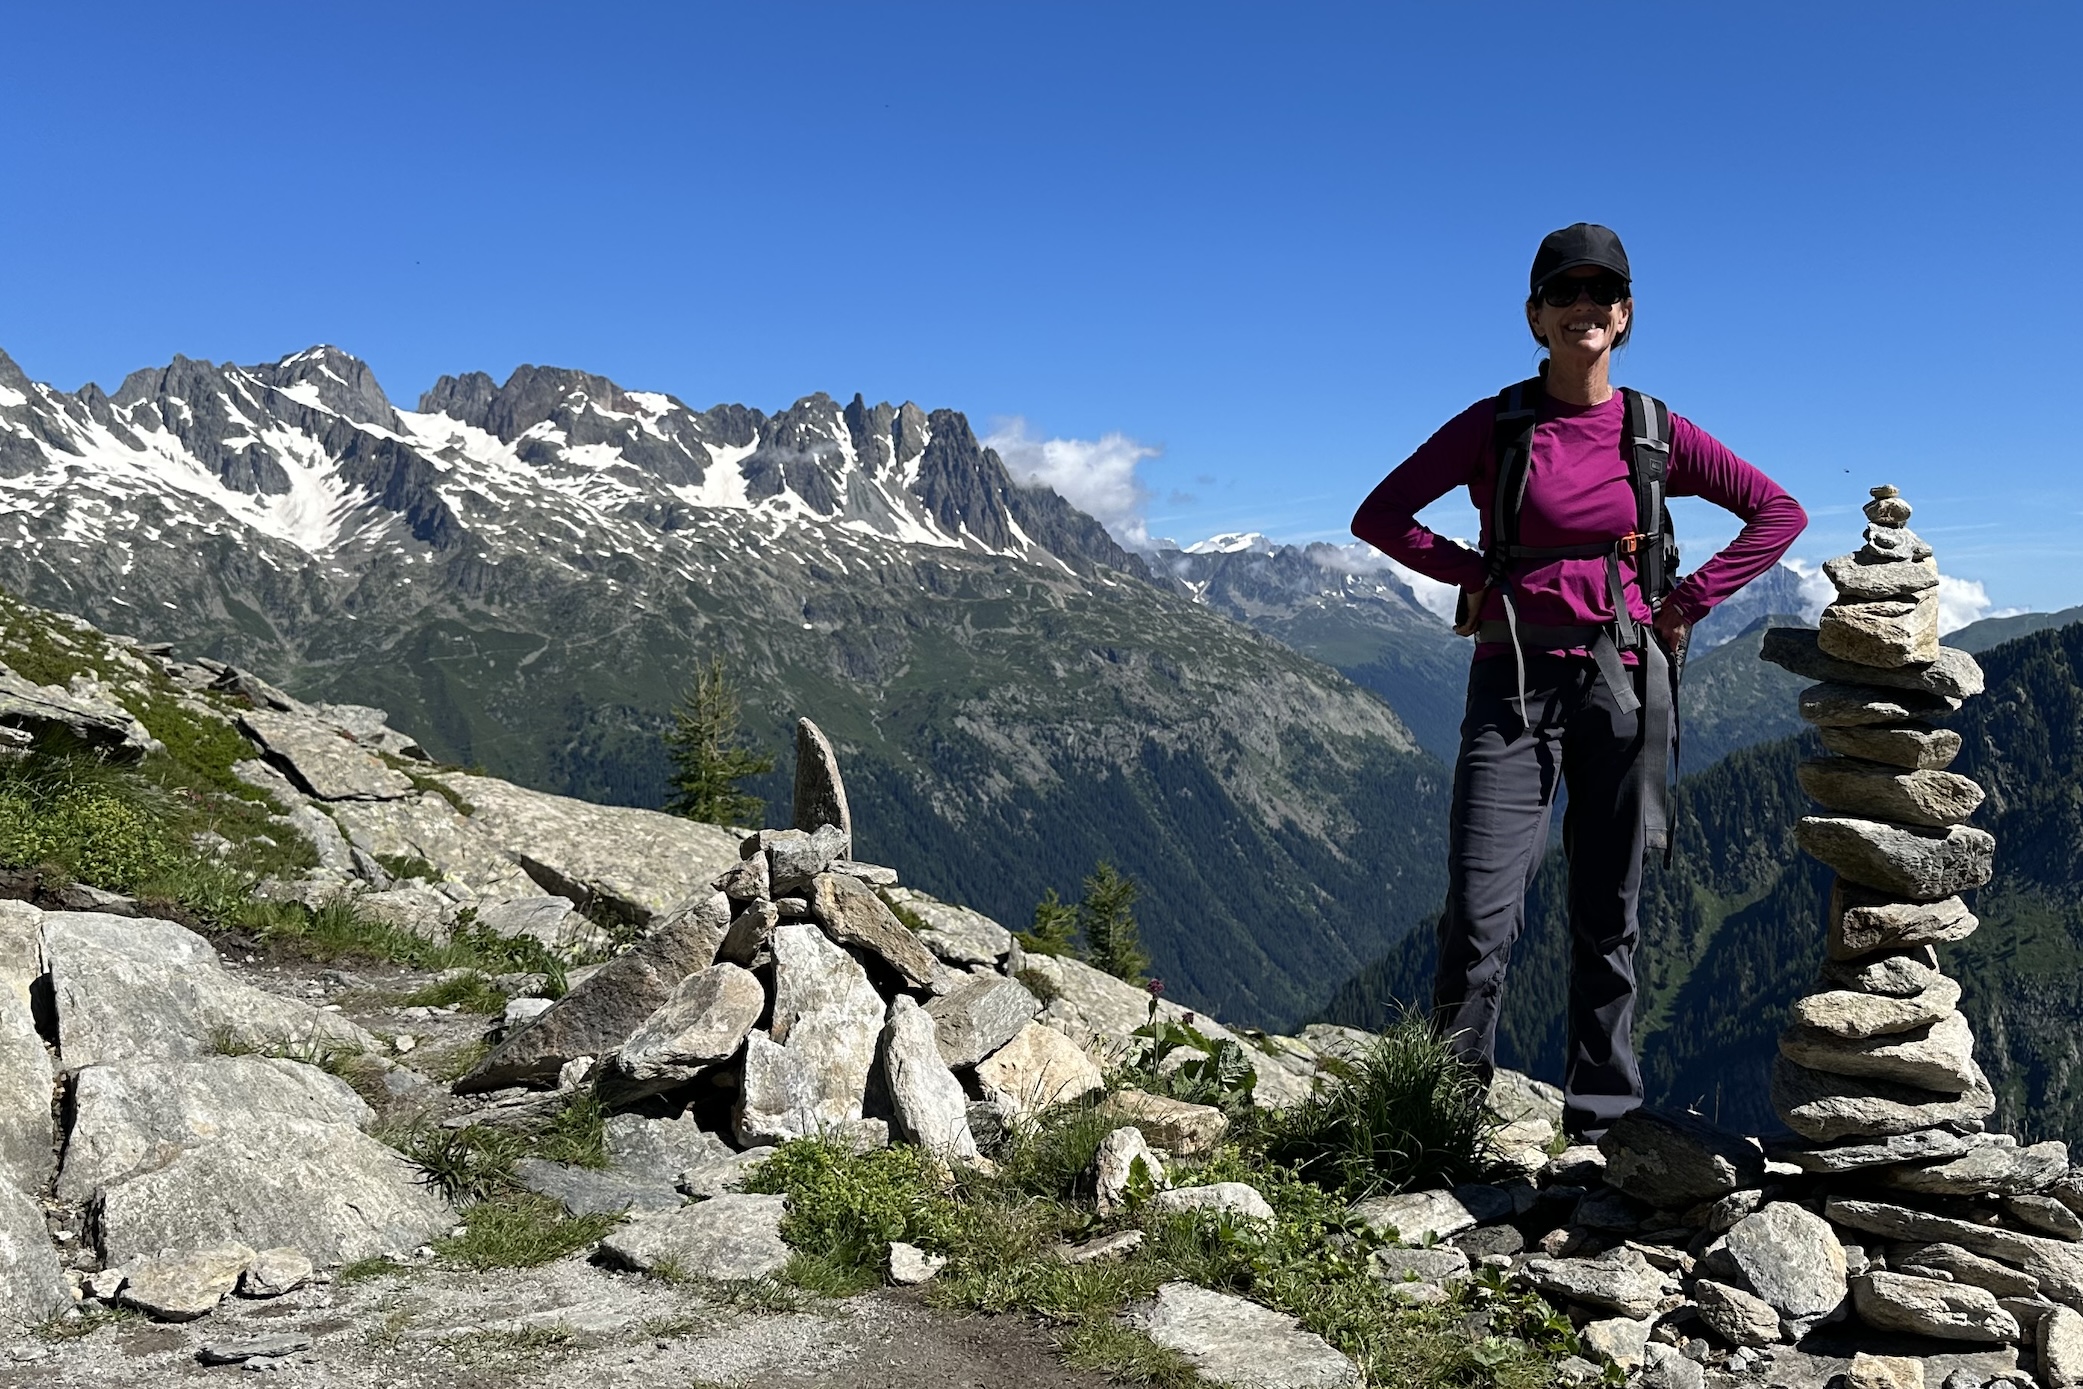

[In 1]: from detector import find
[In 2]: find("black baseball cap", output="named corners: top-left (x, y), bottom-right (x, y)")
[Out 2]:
top-left (1530, 223), bottom-right (1631, 291)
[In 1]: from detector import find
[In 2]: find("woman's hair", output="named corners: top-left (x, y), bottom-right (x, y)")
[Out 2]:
top-left (1525, 291), bottom-right (1633, 351)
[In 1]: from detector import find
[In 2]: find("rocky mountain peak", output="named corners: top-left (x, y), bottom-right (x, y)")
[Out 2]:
top-left (247, 346), bottom-right (398, 429)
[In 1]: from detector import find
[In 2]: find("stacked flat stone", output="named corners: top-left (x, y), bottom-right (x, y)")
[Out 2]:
top-left (1764, 486), bottom-right (2001, 1156)
top-left (1744, 486), bottom-right (2083, 1363)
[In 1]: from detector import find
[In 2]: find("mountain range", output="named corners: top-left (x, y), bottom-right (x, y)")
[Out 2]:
top-left (0, 345), bottom-right (1444, 1030)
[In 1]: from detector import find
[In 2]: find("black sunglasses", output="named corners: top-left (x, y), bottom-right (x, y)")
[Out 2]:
top-left (1539, 275), bottom-right (1629, 308)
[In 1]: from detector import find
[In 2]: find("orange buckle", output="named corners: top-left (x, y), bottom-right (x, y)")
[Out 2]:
top-left (1617, 532), bottom-right (1646, 555)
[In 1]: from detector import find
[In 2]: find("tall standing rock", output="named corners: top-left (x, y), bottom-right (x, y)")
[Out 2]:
top-left (792, 717), bottom-right (851, 838)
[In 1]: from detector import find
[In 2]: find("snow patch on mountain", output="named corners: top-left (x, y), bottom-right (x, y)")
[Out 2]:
top-left (1185, 532), bottom-right (1275, 555)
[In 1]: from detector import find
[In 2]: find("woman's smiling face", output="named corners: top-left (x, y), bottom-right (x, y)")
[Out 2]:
top-left (1528, 267), bottom-right (1632, 357)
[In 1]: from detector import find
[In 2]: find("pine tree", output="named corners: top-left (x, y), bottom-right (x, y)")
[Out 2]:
top-left (662, 657), bottom-right (773, 827)
top-left (1078, 861), bottom-right (1148, 982)
top-left (1020, 886), bottom-right (1079, 957)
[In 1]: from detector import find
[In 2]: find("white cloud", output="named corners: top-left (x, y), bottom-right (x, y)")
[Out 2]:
top-left (1936, 575), bottom-right (2024, 635)
top-left (985, 417), bottom-right (1159, 549)
top-left (1785, 557), bottom-right (2021, 636)
top-left (1392, 563), bottom-right (1462, 625)
top-left (1783, 557), bottom-right (1836, 624)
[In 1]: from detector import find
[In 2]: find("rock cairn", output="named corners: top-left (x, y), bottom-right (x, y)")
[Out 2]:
top-left (1763, 485), bottom-right (2001, 1159)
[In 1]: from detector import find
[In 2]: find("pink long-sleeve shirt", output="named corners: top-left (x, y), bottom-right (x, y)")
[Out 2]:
top-left (1352, 390), bottom-right (1806, 660)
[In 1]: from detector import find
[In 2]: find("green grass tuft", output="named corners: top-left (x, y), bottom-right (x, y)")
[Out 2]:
top-left (1057, 1319), bottom-right (1204, 1387)
top-left (1258, 1010), bottom-right (1499, 1197)
top-left (401, 971), bottom-right (510, 1015)
top-left (435, 1193), bottom-right (621, 1270)
top-left (532, 1090), bottom-right (609, 1169)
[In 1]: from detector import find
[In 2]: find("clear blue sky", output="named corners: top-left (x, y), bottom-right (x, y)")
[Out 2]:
top-left (4, 3), bottom-right (2078, 613)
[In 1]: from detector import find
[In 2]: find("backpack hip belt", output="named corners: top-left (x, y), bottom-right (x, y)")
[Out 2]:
top-left (1480, 373), bottom-right (1680, 858)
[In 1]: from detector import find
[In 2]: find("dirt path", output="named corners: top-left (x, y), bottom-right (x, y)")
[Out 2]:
top-left (4, 1260), bottom-right (1117, 1388)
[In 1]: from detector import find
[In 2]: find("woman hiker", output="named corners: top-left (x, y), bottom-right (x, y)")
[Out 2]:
top-left (1351, 223), bottom-right (1806, 1142)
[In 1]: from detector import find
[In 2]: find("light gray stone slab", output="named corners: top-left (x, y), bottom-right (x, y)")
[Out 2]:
top-left (1819, 723), bottom-right (1963, 771)
top-left (1789, 978), bottom-right (1961, 1038)
top-left (1818, 590), bottom-right (1940, 668)
top-left (58, 1055), bottom-right (370, 1200)
top-left (601, 962), bottom-right (763, 1104)
top-left (512, 1158), bottom-right (682, 1216)
top-left (972, 1022), bottom-right (1103, 1119)
top-left (0, 1182), bottom-right (67, 1326)
top-left (237, 710), bottom-right (414, 801)
top-left (1137, 1282), bottom-right (1359, 1389)
top-left (735, 925), bottom-right (883, 1145)
top-left (1350, 1188), bottom-right (1478, 1244)
top-left (791, 717), bottom-right (850, 838)
top-left (1092, 1125), bottom-right (1166, 1215)
top-left (1878, 1139), bottom-right (2068, 1197)
top-left (1798, 818), bottom-right (1995, 901)
top-left (1772, 1055), bottom-right (1995, 1142)
top-left (1800, 682), bottom-right (1962, 728)
top-left (1519, 1247), bottom-right (1664, 1319)
top-left (880, 996), bottom-right (978, 1161)
top-left (924, 973), bottom-right (1040, 1069)
top-left (1780, 1010), bottom-right (1979, 1092)
top-left (883, 888), bottom-right (1013, 966)
top-left (95, 1119), bottom-right (450, 1266)
top-left (42, 912), bottom-right (374, 1069)
top-left (1724, 1202), bottom-right (1849, 1336)
top-left (1598, 1107), bottom-right (1764, 1207)
top-left (459, 907), bottom-right (724, 1093)
top-left (806, 873), bottom-right (935, 987)
top-left (1145, 1182), bottom-right (1274, 1221)
top-left (1829, 887), bottom-right (1979, 959)
top-left (1827, 1197), bottom-right (2083, 1309)
top-left (1851, 1269), bottom-right (2018, 1342)
top-left (598, 1193), bottom-right (790, 1281)
top-left (602, 1113), bottom-right (733, 1185)
top-left (1799, 758), bottom-right (1985, 828)
top-left (118, 1243), bottom-right (253, 1322)
top-left (327, 793), bottom-right (542, 899)
top-left (437, 772), bottom-right (742, 924)
top-left (1764, 626), bottom-right (1979, 698)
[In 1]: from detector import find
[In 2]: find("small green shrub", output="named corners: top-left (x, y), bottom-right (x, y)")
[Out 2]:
top-left (1015, 884), bottom-right (1079, 959)
top-left (878, 891), bottom-right (929, 933)
top-left (742, 1138), bottom-right (958, 1291)
top-left (1113, 1004), bottom-right (1259, 1112)
top-left (1014, 965), bottom-right (1061, 1004)
top-left (0, 750), bottom-right (181, 892)
top-left (1259, 1011), bottom-right (1498, 1197)
top-left (376, 852), bottom-right (442, 883)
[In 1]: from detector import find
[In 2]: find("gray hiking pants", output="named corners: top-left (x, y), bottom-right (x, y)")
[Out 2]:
top-left (1434, 651), bottom-right (1651, 1141)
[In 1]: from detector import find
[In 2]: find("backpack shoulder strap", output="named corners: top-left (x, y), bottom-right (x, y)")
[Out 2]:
top-left (1487, 375), bottom-right (1545, 582)
top-left (1620, 388), bottom-right (1673, 601)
